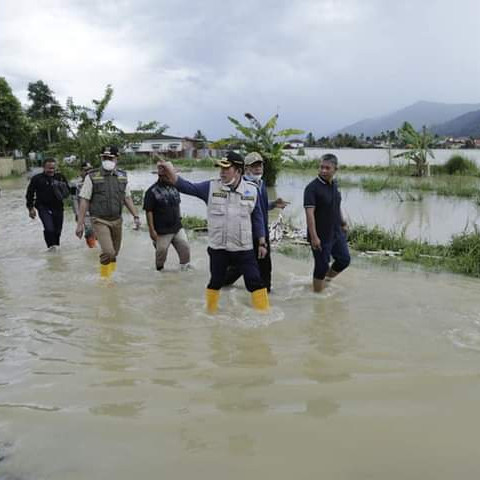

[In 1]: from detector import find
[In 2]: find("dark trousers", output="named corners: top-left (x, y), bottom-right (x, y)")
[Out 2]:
top-left (223, 240), bottom-right (272, 292)
top-left (207, 247), bottom-right (264, 292)
top-left (37, 206), bottom-right (64, 247)
top-left (312, 230), bottom-right (350, 280)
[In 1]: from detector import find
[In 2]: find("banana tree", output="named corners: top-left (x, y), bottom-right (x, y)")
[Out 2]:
top-left (214, 113), bottom-right (304, 186)
top-left (395, 122), bottom-right (438, 177)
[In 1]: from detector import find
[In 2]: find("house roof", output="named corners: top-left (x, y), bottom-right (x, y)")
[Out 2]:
top-left (143, 134), bottom-right (185, 141)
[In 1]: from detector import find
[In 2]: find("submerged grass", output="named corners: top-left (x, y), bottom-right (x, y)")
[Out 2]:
top-left (181, 215), bottom-right (207, 230)
top-left (348, 224), bottom-right (480, 277)
top-left (276, 223), bottom-right (480, 278)
top-left (338, 173), bottom-right (480, 199)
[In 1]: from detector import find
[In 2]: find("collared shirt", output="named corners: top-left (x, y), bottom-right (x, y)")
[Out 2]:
top-left (79, 171), bottom-right (131, 200)
top-left (303, 175), bottom-right (342, 241)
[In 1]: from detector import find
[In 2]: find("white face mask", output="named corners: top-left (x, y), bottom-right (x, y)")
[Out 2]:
top-left (102, 160), bottom-right (116, 171)
top-left (245, 173), bottom-right (262, 182)
top-left (221, 177), bottom-right (237, 186)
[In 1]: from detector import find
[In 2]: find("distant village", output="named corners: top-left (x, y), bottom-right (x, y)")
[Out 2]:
top-left (121, 132), bottom-right (480, 160)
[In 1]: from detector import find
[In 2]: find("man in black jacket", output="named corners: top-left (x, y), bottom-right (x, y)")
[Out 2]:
top-left (26, 157), bottom-right (69, 250)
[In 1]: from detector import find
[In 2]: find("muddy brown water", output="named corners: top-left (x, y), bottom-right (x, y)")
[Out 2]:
top-left (1, 171), bottom-right (480, 479)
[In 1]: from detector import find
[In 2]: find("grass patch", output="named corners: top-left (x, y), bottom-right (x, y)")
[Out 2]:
top-left (121, 155), bottom-right (217, 170)
top-left (275, 223), bottom-right (480, 278)
top-left (182, 215), bottom-right (207, 230)
top-left (348, 224), bottom-right (480, 277)
top-left (338, 172), bottom-right (480, 199)
top-left (440, 154), bottom-right (479, 175)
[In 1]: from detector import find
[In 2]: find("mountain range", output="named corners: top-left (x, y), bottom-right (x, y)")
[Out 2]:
top-left (333, 101), bottom-right (480, 137)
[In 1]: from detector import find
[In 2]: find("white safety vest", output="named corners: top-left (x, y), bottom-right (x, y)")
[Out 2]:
top-left (207, 178), bottom-right (258, 251)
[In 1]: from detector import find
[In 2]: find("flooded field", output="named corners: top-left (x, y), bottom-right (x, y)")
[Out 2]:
top-left (296, 147), bottom-right (480, 166)
top-left (130, 168), bottom-right (480, 243)
top-left (2, 170), bottom-right (480, 479)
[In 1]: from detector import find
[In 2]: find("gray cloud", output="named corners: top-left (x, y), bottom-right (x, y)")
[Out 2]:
top-left (1, 0), bottom-right (479, 138)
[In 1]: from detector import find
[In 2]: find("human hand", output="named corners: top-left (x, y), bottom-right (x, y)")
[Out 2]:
top-left (75, 223), bottom-right (84, 239)
top-left (341, 222), bottom-right (349, 233)
top-left (258, 245), bottom-right (268, 259)
top-left (274, 198), bottom-right (290, 209)
top-left (133, 216), bottom-right (141, 230)
top-left (28, 208), bottom-right (36, 219)
top-left (310, 236), bottom-right (321, 250)
top-left (149, 230), bottom-right (158, 242)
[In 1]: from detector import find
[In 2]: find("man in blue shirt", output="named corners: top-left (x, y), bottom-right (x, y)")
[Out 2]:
top-left (159, 151), bottom-right (270, 312)
top-left (303, 154), bottom-right (350, 292)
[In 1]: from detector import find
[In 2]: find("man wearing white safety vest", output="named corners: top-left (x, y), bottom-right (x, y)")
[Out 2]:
top-left (159, 151), bottom-right (270, 313)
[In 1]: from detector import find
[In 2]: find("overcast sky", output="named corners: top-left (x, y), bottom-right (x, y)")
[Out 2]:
top-left (1, 0), bottom-right (480, 138)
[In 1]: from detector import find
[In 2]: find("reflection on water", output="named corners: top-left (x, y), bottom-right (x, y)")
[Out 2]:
top-left (2, 172), bottom-right (480, 479)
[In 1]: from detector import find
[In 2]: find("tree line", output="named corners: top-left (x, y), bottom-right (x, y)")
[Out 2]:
top-left (0, 77), bottom-right (168, 165)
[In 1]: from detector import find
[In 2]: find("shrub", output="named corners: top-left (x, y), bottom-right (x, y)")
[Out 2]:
top-left (443, 154), bottom-right (478, 175)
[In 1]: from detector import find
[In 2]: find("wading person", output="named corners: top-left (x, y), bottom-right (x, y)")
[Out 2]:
top-left (303, 153), bottom-right (350, 292)
top-left (144, 159), bottom-right (191, 271)
top-left (71, 162), bottom-right (96, 248)
top-left (75, 146), bottom-right (140, 279)
top-left (26, 157), bottom-right (70, 251)
top-left (160, 151), bottom-right (270, 312)
top-left (223, 151), bottom-right (289, 292)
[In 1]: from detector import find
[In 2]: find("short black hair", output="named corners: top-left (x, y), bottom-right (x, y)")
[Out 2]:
top-left (43, 157), bottom-right (56, 166)
top-left (319, 153), bottom-right (338, 167)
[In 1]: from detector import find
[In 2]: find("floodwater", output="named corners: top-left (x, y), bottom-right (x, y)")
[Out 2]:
top-left (130, 168), bottom-right (480, 243)
top-left (2, 171), bottom-right (480, 479)
top-left (296, 147), bottom-right (480, 166)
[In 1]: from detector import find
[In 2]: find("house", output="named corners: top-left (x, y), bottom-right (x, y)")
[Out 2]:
top-left (285, 139), bottom-right (305, 149)
top-left (123, 134), bottom-right (204, 158)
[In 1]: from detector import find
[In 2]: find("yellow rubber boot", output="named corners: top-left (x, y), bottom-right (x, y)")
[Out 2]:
top-left (251, 288), bottom-right (270, 311)
top-left (206, 289), bottom-right (220, 314)
top-left (109, 261), bottom-right (117, 274)
top-left (100, 263), bottom-right (111, 279)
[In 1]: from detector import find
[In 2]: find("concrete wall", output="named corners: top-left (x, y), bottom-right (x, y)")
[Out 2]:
top-left (12, 158), bottom-right (27, 175)
top-left (0, 157), bottom-right (27, 177)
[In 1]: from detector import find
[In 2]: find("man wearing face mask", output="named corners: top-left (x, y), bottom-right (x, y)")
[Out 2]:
top-left (159, 151), bottom-right (270, 312)
top-left (223, 152), bottom-right (289, 292)
top-left (75, 146), bottom-right (140, 278)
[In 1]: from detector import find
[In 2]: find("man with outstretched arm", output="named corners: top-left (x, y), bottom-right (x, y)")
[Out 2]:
top-left (160, 151), bottom-right (270, 312)
top-left (223, 151), bottom-right (289, 291)
top-left (303, 153), bottom-right (350, 292)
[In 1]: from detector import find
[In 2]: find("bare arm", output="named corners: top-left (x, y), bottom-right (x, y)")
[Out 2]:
top-left (75, 198), bottom-right (90, 238)
top-left (305, 207), bottom-right (321, 250)
top-left (124, 196), bottom-right (138, 217)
